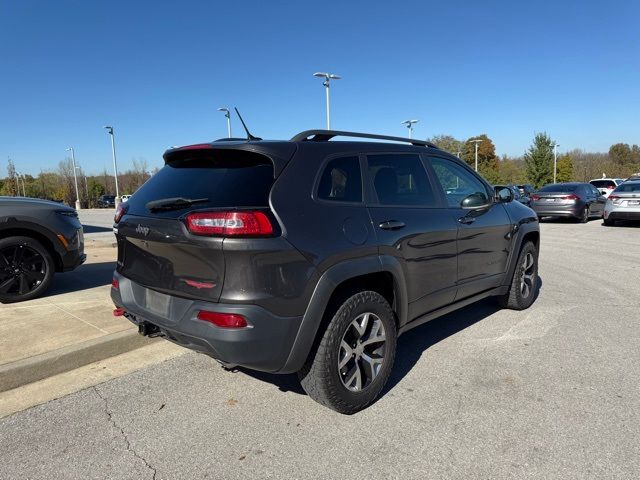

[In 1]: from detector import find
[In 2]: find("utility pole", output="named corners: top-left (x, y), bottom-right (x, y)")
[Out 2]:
top-left (469, 139), bottom-right (483, 172)
top-left (66, 147), bottom-right (81, 210)
top-left (217, 107), bottom-right (232, 138)
top-left (552, 143), bottom-right (559, 183)
top-left (103, 126), bottom-right (121, 207)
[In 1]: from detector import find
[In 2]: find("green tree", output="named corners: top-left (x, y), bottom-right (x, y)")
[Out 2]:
top-left (499, 155), bottom-right (526, 184)
top-left (427, 135), bottom-right (465, 157)
top-left (609, 143), bottom-right (633, 166)
top-left (525, 133), bottom-right (554, 188)
top-left (555, 154), bottom-right (574, 182)
top-left (87, 178), bottom-right (105, 207)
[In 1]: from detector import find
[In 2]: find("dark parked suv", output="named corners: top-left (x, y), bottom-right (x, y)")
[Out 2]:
top-left (111, 130), bottom-right (540, 413)
top-left (0, 197), bottom-right (85, 303)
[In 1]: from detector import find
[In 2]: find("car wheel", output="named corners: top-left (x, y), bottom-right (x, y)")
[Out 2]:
top-left (580, 206), bottom-right (589, 223)
top-left (497, 241), bottom-right (538, 310)
top-left (298, 290), bottom-right (397, 414)
top-left (0, 236), bottom-right (55, 304)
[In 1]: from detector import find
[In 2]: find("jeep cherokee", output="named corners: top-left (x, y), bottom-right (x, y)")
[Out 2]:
top-left (111, 129), bottom-right (540, 414)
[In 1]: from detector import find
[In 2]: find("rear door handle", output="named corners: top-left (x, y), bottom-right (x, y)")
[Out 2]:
top-left (458, 216), bottom-right (476, 225)
top-left (379, 220), bottom-right (406, 230)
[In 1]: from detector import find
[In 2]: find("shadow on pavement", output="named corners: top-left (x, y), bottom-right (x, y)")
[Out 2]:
top-left (46, 261), bottom-right (116, 296)
top-left (82, 225), bottom-right (113, 233)
top-left (240, 276), bottom-right (544, 400)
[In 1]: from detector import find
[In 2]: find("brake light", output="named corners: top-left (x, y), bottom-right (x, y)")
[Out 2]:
top-left (185, 211), bottom-right (274, 237)
top-left (608, 195), bottom-right (621, 201)
top-left (114, 203), bottom-right (128, 223)
top-left (196, 311), bottom-right (248, 328)
top-left (560, 194), bottom-right (579, 200)
top-left (531, 195), bottom-right (540, 201)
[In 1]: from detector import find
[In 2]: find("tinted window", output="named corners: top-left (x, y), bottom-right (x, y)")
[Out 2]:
top-left (317, 156), bottom-right (362, 202)
top-left (367, 154), bottom-right (436, 206)
top-left (538, 184), bottom-right (579, 192)
top-left (430, 158), bottom-right (489, 208)
top-left (614, 182), bottom-right (640, 193)
top-left (590, 180), bottom-right (616, 188)
top-left (126, 149), bottom-right (274, 216)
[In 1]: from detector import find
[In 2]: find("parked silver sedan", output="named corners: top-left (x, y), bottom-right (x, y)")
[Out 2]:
top-left (531, 183), bottom-right (606, 222)
top-left (603, 180), bottom-right (640, 226)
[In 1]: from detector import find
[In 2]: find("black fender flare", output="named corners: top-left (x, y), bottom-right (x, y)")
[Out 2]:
top-left (278, 255), bottom-right (408, 373)
top-left (501, 216), bottom-right (540, 288)
top-left (0, 218), bottom-right (67, 258)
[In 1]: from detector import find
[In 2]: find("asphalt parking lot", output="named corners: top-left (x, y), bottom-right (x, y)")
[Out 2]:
top-left (1, 218), bottom-right (639, 480)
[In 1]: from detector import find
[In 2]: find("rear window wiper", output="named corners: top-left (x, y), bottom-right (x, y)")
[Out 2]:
top-left (146, 197), bottom-right (209, 211)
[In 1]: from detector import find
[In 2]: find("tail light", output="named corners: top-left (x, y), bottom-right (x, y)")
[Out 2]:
top-left (114, 203), bottom-right (128, 223)
top-left (559, 194), bottom-right (579, 201)
top-left (608, 195), bottom-right (622, 203)
top-left (185, 211), bottom-right (274, 237)
top-left (531, 194), bottom-right (540, 201)
top-left (197, 311), bottom-right (248, 328)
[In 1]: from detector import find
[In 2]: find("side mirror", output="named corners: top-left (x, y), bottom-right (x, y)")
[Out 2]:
top-left (495, 186), bottom-right (514, 203)
top-left (461, 192), bottom-right (490, 209)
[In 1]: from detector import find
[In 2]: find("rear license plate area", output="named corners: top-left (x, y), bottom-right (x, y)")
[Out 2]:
top-left (628, 201), bottom-right (639, 206)
top-left (145, 288), bottom-right (170, 316)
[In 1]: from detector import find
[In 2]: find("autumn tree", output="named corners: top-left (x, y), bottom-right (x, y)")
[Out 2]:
top-left (524, 133), bottom-right (555, 188)
top-left (3, 158), bottom-right (18, 196)
top-left (462, 134), bottom-right (500, 184)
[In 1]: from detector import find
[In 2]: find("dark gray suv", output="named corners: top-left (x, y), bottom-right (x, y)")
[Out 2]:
top-left (111, 130), bottom-right (540, 413)
top-left (0, 197), bottom-right (85, 303)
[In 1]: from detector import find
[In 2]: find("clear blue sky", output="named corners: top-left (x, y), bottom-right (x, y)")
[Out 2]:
top-left (1, 0), bottom-right (638, 176)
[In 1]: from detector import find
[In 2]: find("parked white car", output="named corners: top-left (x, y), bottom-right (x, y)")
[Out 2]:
top-left (589, 178), bottom-right (624, 198)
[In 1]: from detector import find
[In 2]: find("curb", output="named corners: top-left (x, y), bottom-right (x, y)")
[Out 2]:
top-left (0, 329), bottom-right (157, 392)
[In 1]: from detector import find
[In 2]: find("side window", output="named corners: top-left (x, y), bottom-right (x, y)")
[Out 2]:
top-left (367, 154), bottom-right (437, 206)
top-left (317, 156), bottom-right (362, 203)
top-left (430, 157), bottom-right (489, 208)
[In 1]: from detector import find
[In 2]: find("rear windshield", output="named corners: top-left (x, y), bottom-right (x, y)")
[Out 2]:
top-left (590, 180), bottom-right (616, 188)
top-left (538, 184), bottom-right (579, 192)
top-left (614, 183), bottom-right (640, 193)
top-left (126, 149), bottom-right (274, 216)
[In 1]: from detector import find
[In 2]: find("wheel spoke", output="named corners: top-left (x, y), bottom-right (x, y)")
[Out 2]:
top-left (0, 277), bottom-right (17, 293)
top-left (18, 274), bottom-right (30, 294)
top-left (23, 270), bottom-right (45, 283)
top-left (351, 313), bottom-right (370, 339)
top-left (343, 364), bottom-right (363, 391)
top-left (13, 245), bottom-right (25, 264)
top-left (0, 252), bottom-right (10, 268)
top-left (339, 340), bottom-right (353, 369)
top-left (361, 319), bottom-right (386, 347)
top-left (360, 353), bottom-right (383, 382)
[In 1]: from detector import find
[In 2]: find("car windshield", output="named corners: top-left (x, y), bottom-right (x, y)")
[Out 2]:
top-left (538, 184), bottom-right (579, 192)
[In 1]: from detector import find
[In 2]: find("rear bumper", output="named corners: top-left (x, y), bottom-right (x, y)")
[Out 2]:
top-left (531, 204), bottom-right (581, 218)
top-left (110, 272), bottom-right (303, 373)
top-left (605, 210), bottom-right (640, 221)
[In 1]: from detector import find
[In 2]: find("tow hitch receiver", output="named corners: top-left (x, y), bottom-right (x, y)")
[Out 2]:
top-left (138, 322), bottom-right (162, 337)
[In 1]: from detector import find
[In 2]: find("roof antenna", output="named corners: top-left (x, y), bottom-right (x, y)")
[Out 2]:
top-left (234, 107), bottom-right (262, 141)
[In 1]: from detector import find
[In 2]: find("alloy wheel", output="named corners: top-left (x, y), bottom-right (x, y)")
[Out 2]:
top-left (519, 252), bottom-right (536, 299)
top-left (0, 244), bottom-right (47, 297)
top-left (338, 312), bottom-right (387, 392)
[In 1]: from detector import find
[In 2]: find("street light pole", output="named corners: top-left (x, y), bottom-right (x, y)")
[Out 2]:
top-left (313, 72), bottom-right (341, 129)
top-left (401, 120), bottom-right (419, 139)
top-left (469, 139), bottom-right (483, 172)
top-left (66, 147), bottom-right (81, 210)
top-left (217, 107), bottom-right (232, 138)
top-left (552, 143), bottom-right (559, 184)
top-left (103, 126), bottom-right (121, 207)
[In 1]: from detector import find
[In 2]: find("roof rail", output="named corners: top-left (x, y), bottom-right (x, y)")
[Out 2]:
top-left (291, 130), bottom-right (438, 148)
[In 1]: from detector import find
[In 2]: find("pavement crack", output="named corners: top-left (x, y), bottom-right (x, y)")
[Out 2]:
top-left (93, 386), bottom-right (157, 480)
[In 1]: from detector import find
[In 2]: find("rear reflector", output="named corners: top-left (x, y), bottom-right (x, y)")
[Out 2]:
top-left (185, 211), bottom-right (274, 237)
top-left (112, 278), bottom-right (119, 290)
top-left (531, 195), bottom-right (540, 201)
top-left (196, 311), bottom-right (248, 328)
top-left (113, 307), bottom-right (126, 317)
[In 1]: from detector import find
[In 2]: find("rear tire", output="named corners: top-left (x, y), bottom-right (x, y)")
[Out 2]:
top-left (579, 206), bottom-right (590, 223)
top-left (497, 241), bottom-right (538, 310)
top-left (298, 291), bottom-right (397, 414)
top-left (0, 236), bottom-right (54, 304)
